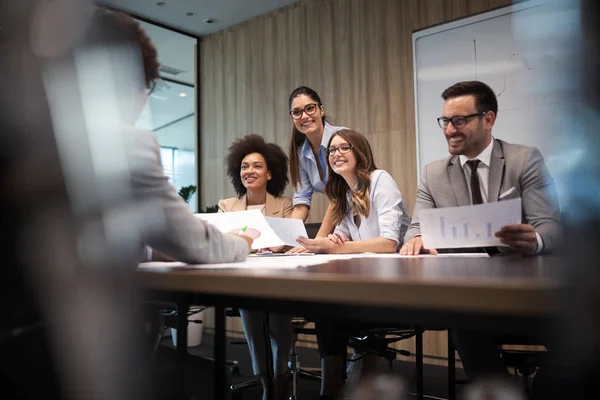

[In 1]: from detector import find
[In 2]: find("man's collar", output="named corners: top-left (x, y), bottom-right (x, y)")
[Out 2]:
top-left (459, 137), bottom-right (494, 167)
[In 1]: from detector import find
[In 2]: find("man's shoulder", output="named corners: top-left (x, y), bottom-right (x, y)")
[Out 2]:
top-left (495, 139), bottom-right (538, 159)
top-left (423, 155), bottom-right (454, 175)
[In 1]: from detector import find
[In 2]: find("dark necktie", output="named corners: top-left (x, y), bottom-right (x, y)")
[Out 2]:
top-left (466, 159), bottom-right (499, 255)
top-left (467, 159), bottom-right (483, 205)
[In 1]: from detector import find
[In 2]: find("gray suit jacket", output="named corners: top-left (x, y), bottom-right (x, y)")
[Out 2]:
top-left (405, 139), bottom-right (562, 253)
top-left (131, 129), bottom-right (248, 263)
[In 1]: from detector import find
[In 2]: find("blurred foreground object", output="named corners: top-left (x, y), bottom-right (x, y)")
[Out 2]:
top-left (0, 1), bottom-right (152, 398)
top-left (351, 374), bottom-right (408, 400)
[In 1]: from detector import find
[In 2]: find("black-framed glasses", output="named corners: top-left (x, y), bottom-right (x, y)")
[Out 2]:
top-left (148, 80), bottom-right (157, 95)
top-left (290, 103), bottom-right (319, 119)
top-left (326, 144), bottom-right (353, 157)
top-left (437, 111), bottom-right (487, 129)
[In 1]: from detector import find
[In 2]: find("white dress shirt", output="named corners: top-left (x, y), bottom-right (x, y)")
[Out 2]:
top-left (459, 138), bottom-right (544, 253)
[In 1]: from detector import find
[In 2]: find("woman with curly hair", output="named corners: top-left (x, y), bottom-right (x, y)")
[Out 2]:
top-left (218, 134), bottom-right (293, 400)
top-left (297, 129), bottom-right (410, 400)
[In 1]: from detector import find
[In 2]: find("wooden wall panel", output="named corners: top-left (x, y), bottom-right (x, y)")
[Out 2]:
top-left (199, 0), bottom-right (513, 364)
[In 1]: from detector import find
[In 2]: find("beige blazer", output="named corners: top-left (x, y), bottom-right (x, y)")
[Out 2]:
top-left (218, 193), bottom-right (293, 218)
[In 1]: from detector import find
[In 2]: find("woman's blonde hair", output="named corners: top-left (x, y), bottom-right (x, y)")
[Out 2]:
top-left (325, 129), bottom-right (377, 226)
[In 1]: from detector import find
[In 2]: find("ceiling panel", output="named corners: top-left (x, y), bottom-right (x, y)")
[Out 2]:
top-left (99, 0), bottom-right (300, 36)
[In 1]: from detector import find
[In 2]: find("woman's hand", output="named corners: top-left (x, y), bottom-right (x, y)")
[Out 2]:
top-left (258, 245), bottom-right (285, 253)
top-left (285, 246), bottom-right (313, 254)
top-left (327, 232), bottom-right (349, 245)
top-left (296, 237), bottom-right (337, 254)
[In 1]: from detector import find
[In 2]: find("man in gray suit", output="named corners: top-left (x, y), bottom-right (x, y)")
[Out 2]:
top-left (401, 80), bottom-right (561, 256)
top-left (400, 81), bottom-right (562, 386)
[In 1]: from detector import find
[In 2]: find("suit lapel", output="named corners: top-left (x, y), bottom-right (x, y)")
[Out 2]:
top-left (487, 140), bottom-right (505, 202)
top-left (232, 196), bottom-right (247, 212)
top-left (265, 193), bottom-right (281, 217)
top-left (448, 156), bottom-right (471, 206)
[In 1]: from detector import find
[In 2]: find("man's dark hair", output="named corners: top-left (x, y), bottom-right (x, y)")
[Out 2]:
top-left (441, 80), bottom-right (499, 117)
top-left (226, 134), bottom-right (289, 198)
top-left (85, 10), bottom-right (160, 92)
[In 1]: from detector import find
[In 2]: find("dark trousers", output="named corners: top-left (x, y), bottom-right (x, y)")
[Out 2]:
top-left (315, 319), bottom-right (371, 359)
top-left (450, 330), bottom-right (512, 380)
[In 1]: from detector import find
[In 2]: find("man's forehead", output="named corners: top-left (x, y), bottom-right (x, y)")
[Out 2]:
top-left (443, 95), bottom-right (477, 113)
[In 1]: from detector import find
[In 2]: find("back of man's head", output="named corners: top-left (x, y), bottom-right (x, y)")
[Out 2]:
top-left (442, 80), bottom-right (499, 117)
top-left (83, 9), bottom-right (159, 95)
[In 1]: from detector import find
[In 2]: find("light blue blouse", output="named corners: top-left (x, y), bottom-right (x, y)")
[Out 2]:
top-left (334, 170), bottom-right (410, 247)
top-left (292, 122), bottom-right (347, 207)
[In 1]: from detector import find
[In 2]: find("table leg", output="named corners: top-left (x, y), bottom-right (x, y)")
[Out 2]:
top-left (176, 302), bottom-right (189, 399)
top-left (448, 331), bottom-right (456, 400)
top-left (416, 328), bottom-right (424, 400)
top-left (214, 305), bottom-right (226, 400)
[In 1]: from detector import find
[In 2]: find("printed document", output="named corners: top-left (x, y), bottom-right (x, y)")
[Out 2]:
top-left (419, 198), bottom-right (522, 249)
top-left (195, 209), bottom-right (308, 250)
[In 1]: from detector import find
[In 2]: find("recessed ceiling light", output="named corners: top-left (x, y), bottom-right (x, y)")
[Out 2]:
top-left (186, 12), bottom-right (195, 16)
top-left (179, 93), bottom-right (187, 97)
top-left (156, 1), bottom-right (165, 6)
top-left (204, 18), bottom-right (216, 24)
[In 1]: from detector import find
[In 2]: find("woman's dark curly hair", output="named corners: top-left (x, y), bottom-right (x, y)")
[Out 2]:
top-left (226, 134), bottom-right (289, 198)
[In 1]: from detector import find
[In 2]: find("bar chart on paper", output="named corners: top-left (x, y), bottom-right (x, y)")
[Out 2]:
top-left (420, 198), bottom-right (522, 249)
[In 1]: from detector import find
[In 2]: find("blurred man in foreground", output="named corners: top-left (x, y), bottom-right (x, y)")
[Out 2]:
top-left (0, 3), bottom-right (251, 398)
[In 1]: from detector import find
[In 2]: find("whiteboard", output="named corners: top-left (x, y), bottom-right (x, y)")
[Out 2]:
top-left (412, 0), bottom-right (581, 208)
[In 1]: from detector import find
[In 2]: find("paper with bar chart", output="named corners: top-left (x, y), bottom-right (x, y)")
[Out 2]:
top-left (419, 198), bottom-right (522, 249)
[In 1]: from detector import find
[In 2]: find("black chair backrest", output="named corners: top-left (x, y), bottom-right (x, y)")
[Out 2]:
top-left (304, 222), bottom-right (322, 239)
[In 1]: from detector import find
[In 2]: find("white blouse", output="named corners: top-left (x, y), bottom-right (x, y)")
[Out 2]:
top-left (334, 170), bottom-right (410, 247)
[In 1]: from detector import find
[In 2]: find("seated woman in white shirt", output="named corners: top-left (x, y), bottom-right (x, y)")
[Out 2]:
top-left (297, 129), bottom-right (410, 400)
top-left (297, 129), bottom-right (409, 254)
top-left (218, 134), bottom-right (293, 400)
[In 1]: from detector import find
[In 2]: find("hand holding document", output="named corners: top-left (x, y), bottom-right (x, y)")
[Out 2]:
top-left (195, 209), bottom-right (308, 250)
top-left (420, 198), bottom-right (522, 249)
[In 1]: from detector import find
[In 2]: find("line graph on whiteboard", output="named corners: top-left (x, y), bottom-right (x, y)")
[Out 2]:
top-left (473, 39), bottom-right (565, 111)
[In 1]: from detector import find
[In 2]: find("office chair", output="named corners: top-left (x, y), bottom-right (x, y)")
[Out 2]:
top-left (500, 345), bottom-right (547, 397)
top-left (447, 331), bottom-right (547, 400)
top-left (304, 222), bottom-right (322, 239)
top-left (230, 316), bottom-right (321, 400)
top-left (147, 303), bottom-right (241, 375)
top-left (347, 327), bottom-right (426, 399)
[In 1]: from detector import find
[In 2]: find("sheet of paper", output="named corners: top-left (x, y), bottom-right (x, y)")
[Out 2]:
top-left (195, 209), bottom-right (284, 250)
top-left (358, 253), bottom-right (490, 258)
top-left (420, 198), bottom-right (522, 249)
top-left (138, 254), bottom-right (356, 270)
top-left (249, 252), bottom-right (315, 257)
top-left (264, 216), bottom-right (309, 247)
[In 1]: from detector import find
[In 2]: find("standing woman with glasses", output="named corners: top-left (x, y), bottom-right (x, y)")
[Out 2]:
top-left (287, 86), bottom-right (347, 247)
top-left (296, 129), bottom-right (410, 400)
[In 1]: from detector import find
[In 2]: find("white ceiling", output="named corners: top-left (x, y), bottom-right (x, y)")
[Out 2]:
top-left (99, 1), bottom-right (300, 152)
top-left (99, 0), bottom-right (300, 36)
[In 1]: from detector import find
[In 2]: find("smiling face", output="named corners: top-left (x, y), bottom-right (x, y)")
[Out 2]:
top-left (328, 135), bottom-right (357, 178)
top-left (290, 94), bottom-right (325, 138)
top-left (240, 152), bottom-right (271, 193)
top-left (442, 95), bottom-right (494, 158)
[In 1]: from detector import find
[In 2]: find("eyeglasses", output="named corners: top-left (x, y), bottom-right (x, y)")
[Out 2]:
top-left (148, 80), bottom-right (157, 95)
top-left (326, 144), bottom-right (353, 157)
top-left (437, 112), bottom-right (487, 129)
top-left (290, 103), bottom-right (319, 119)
